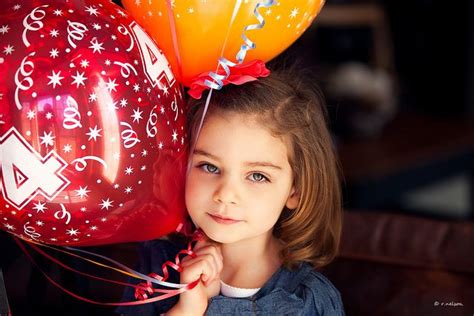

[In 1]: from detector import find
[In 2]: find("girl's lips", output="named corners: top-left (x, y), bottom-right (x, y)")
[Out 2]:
top-left (208, 213), bottom-right (242, 225)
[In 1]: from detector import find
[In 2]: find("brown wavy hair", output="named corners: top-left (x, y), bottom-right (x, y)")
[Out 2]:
top-left (186, 65), bottom-right (342, 270)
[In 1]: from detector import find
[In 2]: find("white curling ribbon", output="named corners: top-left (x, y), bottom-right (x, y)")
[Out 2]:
top-left (146, 105), bottom-right (158, 138)
top-left (14, 52), bottom-right (36, 110)
top-left (117, 24), bottom-right (135, 52)
top-left (22, 5), bottom-right (48, 48)
top-left (114, 61), bottom-right (138, 78)
top-left (71, 156), bottom-right (108, 172)
top-left (120, 121), bottom-right (141, 148)
top-left (67, 20), bottom-right (88, 49)
top-left (24, 221), bottom-right (41, 240)
top-left (170, 94), bottom-right (179, 122)
top-left (54, 204), bottom-right (71, 225)
top-left (63, 96), bottom-right (82, 129)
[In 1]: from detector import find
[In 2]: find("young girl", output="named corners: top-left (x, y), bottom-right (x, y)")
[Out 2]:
top-left (117, 66), bottom-right (345, 315)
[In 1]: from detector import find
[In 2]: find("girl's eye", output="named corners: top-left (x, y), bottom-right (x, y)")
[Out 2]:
top-left (198, 163), bottom-right (219, 174)
top-left (249, 172), bottom-right (269, 183)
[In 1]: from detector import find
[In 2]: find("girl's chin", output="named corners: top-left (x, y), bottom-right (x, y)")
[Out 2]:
top-left (200, 226), bottom-right (240, 244)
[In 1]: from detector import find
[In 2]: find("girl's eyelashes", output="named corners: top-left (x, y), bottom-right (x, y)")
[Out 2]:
top-left (248, 172), bottom-right (270, 183)
top-left (195, 162), bottom-right (271, 183)
top-left (196, 162), bottom-right (220, 174)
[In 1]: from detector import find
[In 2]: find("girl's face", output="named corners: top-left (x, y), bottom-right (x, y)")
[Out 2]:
top-left (185, 111), bottom-right (299, 244)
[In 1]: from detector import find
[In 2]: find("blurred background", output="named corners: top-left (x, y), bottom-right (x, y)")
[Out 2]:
top-left (286, 0), bottom-right (474, 219)
top-left (1, 0), bottom-right (473, 315)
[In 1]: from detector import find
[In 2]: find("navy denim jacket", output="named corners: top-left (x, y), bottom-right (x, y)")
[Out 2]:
top-left (116, 239), bottom-right (345, 316)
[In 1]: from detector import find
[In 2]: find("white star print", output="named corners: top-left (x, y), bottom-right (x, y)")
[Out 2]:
top-left (105, 78), bottom-right (118, 92)
top-left (53, 9), bottom-right (63, 16)
top-left (160, 106), bottom-right (165, 114)
top-left (290, 7), bottom-right (299, 19)
top-left (134, 0), bottom-right (141, 6)
top-left (124, 186), bottom-right (133, 194)
top-left (105, 59), bottom-right (111, 66)
top-left (80, 59), bottom-right (89, 68)
top-left (172, 130), bottom-right (178, 143)
top-left (85, 5), bottom-right (99, 16)
top-left (90, 225), bottom-right (98, 231)
top-left (50, 29), bottom-right (59, 37)
top-left (40, 131), bottom-right (55, 147)
top-left (13, 4), bottom-right (21, 11)
top-left (125, 166), bottom-right (133, 175)
top-left (265, 8), bottom-right (272, 15)
top-left (89, 38), bottom-right (105, 54)
top-left (107, 100), bottom-right (118, 111)
top-left (63, 144), bottom-right (72, 152)
top-left (161, 84), bottom-right (169, 96)
top-left (49, 48), bottom-right (59, 58)
top-left (66, 228), bottom-right (80, 236)
top-left (45, 112), bottom-right (53, 120)
top-left (188, 7), bottom-right (194, 13)
top-left (80, 207), bottom-right (87, 212)
top-left (3, 45), bottom-right (14, 55)
top-left (92, 23), bottom-right (101, 30)
top-left (120, 98), bottom-right (128, 107)
top-left (86, 125), bottom-right (102, 141)
top-left (133, 83), bottom-right (140, 92)
top-left (0, 25), bottom-right (10, 34)
top-left (158, 142), bottom-right (163, 149)
top-left (47, 70), bottom-right (64, 88)
top-left (113, 183), bottom-right (120, 189)
top-left (140, 165), bottom-right (146, 171)
top-left (33, 201), bottom-right (47, 213)
top-left (89, 93), bottom-right (97, 102)
top-left (141, 149), bottom-right (148, 156)
top-left (100, 198), bottom-right (113, 210)
top-left (71, 71), bottom-right (87, 87)
top-left (26, 110), bottom-right (36, 120)
top-left (131, 108), bottom-right (143, 123)
top-left (75, 186), bottom-right (90, 198)
top-left (36, 220), bottom-right (44, 227)
top-left (116, 9), bottom-right (127, 17)
top-left (3, 223), bottom-right (15, 231)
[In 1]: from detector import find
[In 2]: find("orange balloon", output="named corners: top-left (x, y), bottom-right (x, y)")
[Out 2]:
top-left (122, 0), bottom-right (324, 86)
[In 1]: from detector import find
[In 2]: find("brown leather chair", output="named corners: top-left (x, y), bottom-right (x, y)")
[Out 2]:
top-left (323, 211), bottom-right (474, 316)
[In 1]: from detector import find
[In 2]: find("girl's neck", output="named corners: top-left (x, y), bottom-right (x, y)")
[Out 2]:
top-left (219, 232), bottom-right (282, 289)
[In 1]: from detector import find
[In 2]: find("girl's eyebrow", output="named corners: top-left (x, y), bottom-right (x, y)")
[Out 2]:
top-left (193, 149), bottom-right (220, 160)
top-left (245, 162), bottom-right (282, 170)
top-left (193, 149), bottom-right (282, 170)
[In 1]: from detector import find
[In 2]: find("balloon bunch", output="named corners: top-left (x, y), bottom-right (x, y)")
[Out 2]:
top-left (0, 0), bottom-right (325, 306)
top-left (0, 0), bottom-right (187, 246)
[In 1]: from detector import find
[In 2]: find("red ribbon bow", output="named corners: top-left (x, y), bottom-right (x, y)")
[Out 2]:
top-left (187, 59), bottom-right (270, 99)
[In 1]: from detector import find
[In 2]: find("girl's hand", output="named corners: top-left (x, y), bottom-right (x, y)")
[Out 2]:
top-left (167, 237), bottom-right (223, 315)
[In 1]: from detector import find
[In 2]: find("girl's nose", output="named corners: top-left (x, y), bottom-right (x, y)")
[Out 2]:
top-left (213, 177), bottom-right (238, 205)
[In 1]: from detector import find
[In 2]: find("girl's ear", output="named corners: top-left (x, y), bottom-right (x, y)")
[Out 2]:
top-left (285, 187), bottom-right (299, 210)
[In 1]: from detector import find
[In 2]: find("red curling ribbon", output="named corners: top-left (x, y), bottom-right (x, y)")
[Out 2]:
top-left (187, 59), bottom-right (271, 99)
top-left (13, 229), bottom-right (204, 306)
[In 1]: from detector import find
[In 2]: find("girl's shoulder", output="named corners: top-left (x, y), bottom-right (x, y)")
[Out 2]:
top-left (259, 262), bottom-right (345, 315)
top-left (297, 264), bottom-right (345, 314)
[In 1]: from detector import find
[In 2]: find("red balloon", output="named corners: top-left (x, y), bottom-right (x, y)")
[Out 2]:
top-left (0, 0), bottom-right (188, 246)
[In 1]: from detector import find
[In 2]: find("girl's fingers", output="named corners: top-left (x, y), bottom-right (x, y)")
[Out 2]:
top-left (180, 232), bottom-right (223, 285)
top-left (181, 255), bottom-right (217, 284)
top-left (193, 245), bottom-right (223, 275)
